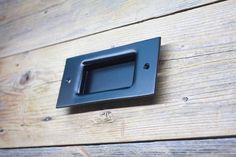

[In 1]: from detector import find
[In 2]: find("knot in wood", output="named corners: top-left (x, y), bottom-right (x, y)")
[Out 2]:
top-left (92, 111), bottom-right (114, 124)
top-left (20, 71), bottom-right (31, 85)
top-left (101, 111), bottom-right (113, 122)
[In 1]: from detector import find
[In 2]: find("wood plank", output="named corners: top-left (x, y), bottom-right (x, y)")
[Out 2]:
top-left (0, 138), bottom-right (235, 157)
top-left (0, 0), bottom-right (65, 26)
top-left (0, 0), bottom-right (217, 58)
top-left (0, 0), bottom-right (236, 148)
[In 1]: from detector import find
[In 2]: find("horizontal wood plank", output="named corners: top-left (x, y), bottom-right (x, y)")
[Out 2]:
top-left (0, 0), bottom-right (236, 147)
top-left (0, 138), bottom-right (235, 157)
top-left (0, 0), bottom-right (65, 26)
top-left (0, 0), bottom-right (217, 58)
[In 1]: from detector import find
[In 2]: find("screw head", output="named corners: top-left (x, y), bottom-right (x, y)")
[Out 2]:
top-left (143, 63), bottom-right (150, 69)
top-left (65, 78), bottom-right (71, 84)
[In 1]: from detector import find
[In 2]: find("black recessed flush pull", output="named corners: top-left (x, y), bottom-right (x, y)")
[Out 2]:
top-left (56, 37), bottom-right (161, 108)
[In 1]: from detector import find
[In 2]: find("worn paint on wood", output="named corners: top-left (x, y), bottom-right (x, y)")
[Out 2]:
top-left (0, 138), bottom-right (236, 157)
top-left (0, 0), bottom-right (217, 58)
top-left (0, 0), bottom-right (235, 148)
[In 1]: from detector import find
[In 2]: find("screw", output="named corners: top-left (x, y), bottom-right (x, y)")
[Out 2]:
top-left (66, 78), bottom-right (71, 84)
top-left (143, 63), bottom-right (150, 69)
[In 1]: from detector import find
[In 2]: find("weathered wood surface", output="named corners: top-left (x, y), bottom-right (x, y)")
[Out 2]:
top-left (0, 0), bottom-right (217, 58)
top-left (0, 138), bottom-right (236, 157)
top-left (0, 0), bottom-right (236, 148)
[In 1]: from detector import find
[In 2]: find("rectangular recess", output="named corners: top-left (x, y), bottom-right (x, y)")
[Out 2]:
top-left (80, 52), bottom-right (136, 94)
top-left (56, 37), bottom-right (161, 108)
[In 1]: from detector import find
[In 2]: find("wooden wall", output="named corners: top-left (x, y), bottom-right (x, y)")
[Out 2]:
top-left (0, 0), bottom-right (236, 155)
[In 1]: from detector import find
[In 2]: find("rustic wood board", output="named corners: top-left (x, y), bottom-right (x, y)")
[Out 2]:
top-left (0, 0), bottom-right (236, 148)
top-left (0, 0), bottom-right (217, 58)
top-left (0, 0), bottom-right (65, 25)
top-left (0, 138), bottom-right (235, 157)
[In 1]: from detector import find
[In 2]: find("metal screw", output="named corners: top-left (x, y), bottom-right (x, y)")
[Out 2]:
top-left (66, 78), bottom-right (71, 84)
top-left (143, 63), bottom-right (150, 69)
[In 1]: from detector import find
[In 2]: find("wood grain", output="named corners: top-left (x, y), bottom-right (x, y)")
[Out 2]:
top-left (0, 0), bottom-right (217, 58)
top-left (0, 0), bottom-right (236, 148)
top-left (0, 138), bottom-right (235, 157)
top-left (0, 0), bottom-right (65, 26)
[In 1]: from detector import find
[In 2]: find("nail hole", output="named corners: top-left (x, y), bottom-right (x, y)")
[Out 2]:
top-left (143, 63), bottom-right (150, 70)
top-left (42, 116), bottom-right (52, 122)
top-left (66, 78), bottom-right (71, 84)
top-left (182, 97), bottom-right (189, 102)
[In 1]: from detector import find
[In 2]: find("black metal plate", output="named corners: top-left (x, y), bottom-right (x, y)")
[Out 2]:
top-left (56, 37), bottom-right (161, 108)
